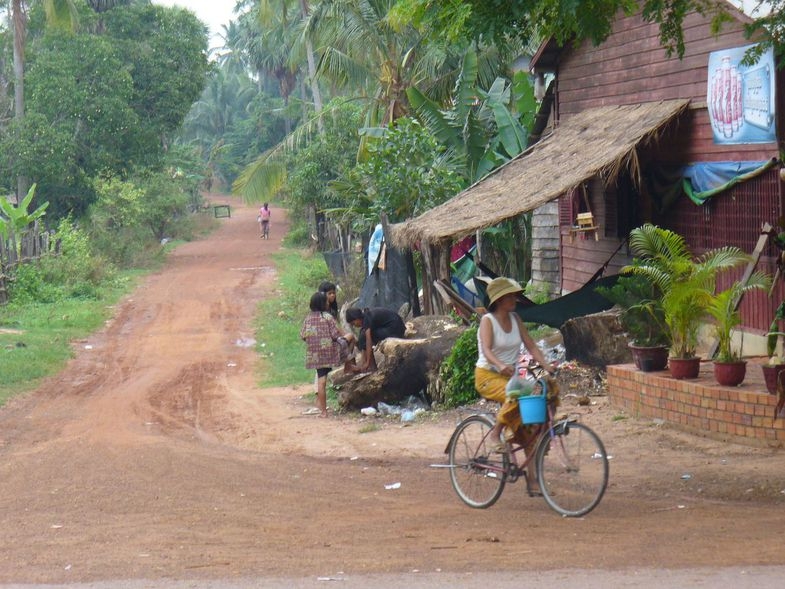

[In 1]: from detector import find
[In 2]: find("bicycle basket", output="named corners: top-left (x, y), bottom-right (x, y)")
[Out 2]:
top-left (518, 393), bottom-right (547, 424)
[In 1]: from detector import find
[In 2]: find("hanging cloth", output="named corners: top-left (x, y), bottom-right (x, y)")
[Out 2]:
top-left (682, 159), bottom-right (776, 205)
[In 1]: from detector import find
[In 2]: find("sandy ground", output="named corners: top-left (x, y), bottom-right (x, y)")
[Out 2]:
top-left (1, 195), bottom-right (785, 587)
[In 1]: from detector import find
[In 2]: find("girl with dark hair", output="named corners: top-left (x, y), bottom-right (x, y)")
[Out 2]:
top-left (318, 281), bottom-right (339, 319)
top-left (301, 292), bottom-right (356, 416)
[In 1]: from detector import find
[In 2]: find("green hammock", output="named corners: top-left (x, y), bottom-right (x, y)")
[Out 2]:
top-left (474, 275), bottom-right (620, 329)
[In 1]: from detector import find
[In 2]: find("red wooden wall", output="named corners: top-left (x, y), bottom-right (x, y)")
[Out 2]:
top-left (550, 7), bottom-right (783, 332)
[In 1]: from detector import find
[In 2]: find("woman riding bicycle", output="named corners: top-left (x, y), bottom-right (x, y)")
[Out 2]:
top-left (475, 277), bottom-right (555, 490)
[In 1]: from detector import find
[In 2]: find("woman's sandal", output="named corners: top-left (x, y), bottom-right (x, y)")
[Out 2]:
top-left (525, 474), bottom-right (543, 497)
top-left (490, 441), bottom-right (507, 454)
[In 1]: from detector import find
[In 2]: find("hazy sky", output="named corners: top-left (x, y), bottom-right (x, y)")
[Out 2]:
top-left (152, 0), bottom-right (241, 48)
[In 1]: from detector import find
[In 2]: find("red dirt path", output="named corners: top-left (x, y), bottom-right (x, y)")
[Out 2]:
top-left (1, 195), bottom-right (784, 585)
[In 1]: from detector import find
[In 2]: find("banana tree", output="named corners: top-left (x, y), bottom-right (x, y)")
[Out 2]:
top-left (405, 48), bottom-right (537, 278)
top-left (406, 49), bottom-right (529, 184)
top-left (0, 183), bottom-right (49, 257)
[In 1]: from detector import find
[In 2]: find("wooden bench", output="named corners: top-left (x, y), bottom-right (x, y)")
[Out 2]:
top-left (213, 204), bottom-right (231, 218)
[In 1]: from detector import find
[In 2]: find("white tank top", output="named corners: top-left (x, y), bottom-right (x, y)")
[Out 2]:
top-left (476, 312), bottom-right (521, 371)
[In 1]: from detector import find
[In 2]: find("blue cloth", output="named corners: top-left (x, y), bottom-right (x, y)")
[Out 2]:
top-left (367, 223), bottom-right (384, 275)
top-left (682, 159), bottom-right (775, 205)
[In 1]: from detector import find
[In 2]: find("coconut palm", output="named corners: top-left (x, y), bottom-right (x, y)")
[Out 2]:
top-left (12, 0), bottom-right (79, 199)
top-left (234, 0), bottom-right (488, 201)
top-left (301, 0), bottom-right (456, 126)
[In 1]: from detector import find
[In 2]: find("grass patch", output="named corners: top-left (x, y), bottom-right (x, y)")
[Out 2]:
top-left (358, 423), bottom-right (380, 433)
top-left (255, 248), bottom-right (338, 387)
top-left (0, 274), bottom-right (136, 407)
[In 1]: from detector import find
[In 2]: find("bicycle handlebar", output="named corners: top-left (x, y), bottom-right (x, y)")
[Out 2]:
top-left (523, 361), bottom-right (559, 379)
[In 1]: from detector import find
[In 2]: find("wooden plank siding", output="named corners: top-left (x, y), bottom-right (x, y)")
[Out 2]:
top-left (556, 12), bottom-right (754, 115)
top-left (663, 168), bottom-right (785, 333)
top-left (551, 6), bottom-right (783, 335)
top-left (559, 178), bottom-right (632, 289)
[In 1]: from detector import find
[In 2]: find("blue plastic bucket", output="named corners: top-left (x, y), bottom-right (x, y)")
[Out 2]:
top-left (518, 393), bottom-right (546, 424)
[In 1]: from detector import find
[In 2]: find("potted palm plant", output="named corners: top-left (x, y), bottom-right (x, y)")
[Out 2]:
top-left (598, 273), bottom-right (670, 371)
top-left (762, 301), bottom-right (785, 394)
top-left (624, 224), bottom-right (754, 379)
top-left (707, 272), bottom-right (770, 386)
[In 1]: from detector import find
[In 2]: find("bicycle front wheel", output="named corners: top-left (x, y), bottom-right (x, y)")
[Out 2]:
top-left (536, 421), bottom-right (608, 517)
top-left (447, 414), bottom-right (509, 508)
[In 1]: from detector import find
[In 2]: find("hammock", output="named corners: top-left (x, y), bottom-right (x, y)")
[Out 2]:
top-left (473, 274), bottom-right (620, 328)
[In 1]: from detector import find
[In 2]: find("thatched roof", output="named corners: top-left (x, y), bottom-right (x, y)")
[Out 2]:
top-left (390, 99), bottom-right (690, 248)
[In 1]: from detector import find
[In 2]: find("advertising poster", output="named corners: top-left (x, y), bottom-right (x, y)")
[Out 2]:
top-left (707, 44), bottom-right (776, 144)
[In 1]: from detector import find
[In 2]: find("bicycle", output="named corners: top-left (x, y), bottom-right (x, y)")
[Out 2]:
top-left (443, 363), bottom-right (609, 517)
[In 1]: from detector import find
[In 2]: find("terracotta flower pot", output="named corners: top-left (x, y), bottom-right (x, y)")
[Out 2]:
top-left (629, 344), bottom-right (668, 372)
top-left (668, 356), bottom-right (701, 379)
top-left (761, 364), bottom-right (785, 395)
top-left (713, 360), bottom-right (746, 387)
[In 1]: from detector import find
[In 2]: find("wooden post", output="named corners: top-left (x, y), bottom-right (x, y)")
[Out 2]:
top-left (707, 222), bottom-right (772, 359)
top-left (420, 243), bottom-right (441, 314)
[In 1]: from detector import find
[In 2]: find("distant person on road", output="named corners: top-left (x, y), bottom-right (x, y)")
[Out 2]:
top-left (259, 203), bottom-right (271, 239)
top-left (300, 292), bottom-right (356, 417)
top-left (345, 306), bottom-right (406, 373)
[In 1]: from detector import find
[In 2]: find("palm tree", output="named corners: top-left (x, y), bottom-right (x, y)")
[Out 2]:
top-left (11, 0), bottom-right (79, 199)
top-left (234, 0), bottom-right (480, 201)
top-left (625, 224), bottom-right (757, 359)
top-left (85, 0), bottom-right (134, 11)
top-left (302, 0), bottom-right (435, 126)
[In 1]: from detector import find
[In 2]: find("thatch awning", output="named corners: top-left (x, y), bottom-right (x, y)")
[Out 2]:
top-left (390, 99), bottom-right (690, 248)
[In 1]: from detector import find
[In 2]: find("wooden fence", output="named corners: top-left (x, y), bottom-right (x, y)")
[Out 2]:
top-left (0, 224), bottom-right (59, 304)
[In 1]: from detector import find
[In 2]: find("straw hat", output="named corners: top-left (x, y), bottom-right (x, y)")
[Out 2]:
top-left (486, 277), bottom-right (523, 307)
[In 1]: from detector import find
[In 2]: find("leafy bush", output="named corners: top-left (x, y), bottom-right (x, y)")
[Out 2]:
top-left (437, 323), bottom-right (479, 407)
top-left (87, 171), bottom-right (196, 267)
top-left (282, 222), bottom-right (311, 247)
top-left (8, 218), bottom-right (114, 304)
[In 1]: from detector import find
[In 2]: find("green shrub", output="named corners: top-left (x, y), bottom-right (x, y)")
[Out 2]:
top-left (8, 263), bottom-right (63, 304)
top-left (438, 323), bottom-right (479, 407)
top-left (282, 222), bottom-right (310, 247)
top-left (8, 218), bottom-right (114, 303)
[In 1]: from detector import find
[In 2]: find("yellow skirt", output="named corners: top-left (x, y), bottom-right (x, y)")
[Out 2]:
top-left (474, 366), bottom-right (560, 450)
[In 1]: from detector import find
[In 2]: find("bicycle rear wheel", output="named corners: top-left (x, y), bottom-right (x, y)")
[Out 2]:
top-left (447, 414), bottom-right (508, 508)
top-left (536, 421), bottom-right (608, 517)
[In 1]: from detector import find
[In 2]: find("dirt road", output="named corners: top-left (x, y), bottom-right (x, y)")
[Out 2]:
top-left (1, 196), bottom-right (784, 587)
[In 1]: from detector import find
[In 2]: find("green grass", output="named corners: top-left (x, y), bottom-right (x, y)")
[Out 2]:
top-left (0, 274), bottom-right (137, 407)
top-left (0, 238), bottom-right (348, 405)
top-left (255, 248), bottom-right (339, 387)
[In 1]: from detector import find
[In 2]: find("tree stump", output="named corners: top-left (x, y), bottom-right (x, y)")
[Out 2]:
top-left (331, 315), bottom-right (466, 410)
top-left (560, 310), bottom-right (632, 367)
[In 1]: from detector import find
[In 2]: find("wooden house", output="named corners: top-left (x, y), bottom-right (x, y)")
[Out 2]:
top-left (390, 2), bottom-right (784, 340)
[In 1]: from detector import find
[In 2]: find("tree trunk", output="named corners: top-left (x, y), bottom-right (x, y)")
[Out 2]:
top-left (12, 0), bottom-right (29, 200)
top-left (299, 0), bottom-right (323, 134)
